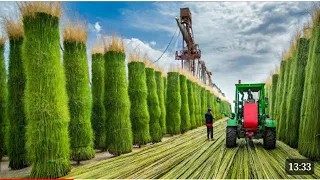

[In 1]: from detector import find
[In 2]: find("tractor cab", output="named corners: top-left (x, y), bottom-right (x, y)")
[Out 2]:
top-left (226, 81), bottom-right (276, 149)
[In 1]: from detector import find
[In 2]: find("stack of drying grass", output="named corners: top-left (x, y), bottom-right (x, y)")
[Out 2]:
top-left (128, 53), bottom-right (151, 146)
top-left (155, 66), bottom-right (166, 135)
top-left (5, 19), bottom-right (28, 169)
top-left (212, 90), bottom-right (223, 119)
top-left (298, 9), bottom-right (320, 160)
top-left (278, 40), bottom-right (296, 143)
top-left (194, 79), bottom-right (202, 126)
top-left (286, 27), bottom-right (310, 148)
top-left (206, 88), bottom-right (211, 114)
top-left (222, 100), bottom-right (231, 117)
top-left (145, 58), bottom-right (162, 143)
top-left (187, 75), bottom-right (196, 129)
top-left (166, 66), bottom-right (181, 135)
top-left (179, 69), bottom-right (191, 133)
top-left (63, 21), bottom-right (95, 162)
top-left (197, 83), bottom-right (203, 125)
top-left (274, 54), bottom-right (288, 139)
top-left (270, 70), bottom-right (279, 119)
top-left (0, 35), bottom-right (7, 161)
top-left (164, 75), bottom-right (167, 107)
top-left (91, 45), bottom-right (106, 150)
top-left (192, 80), bottom-right (199, 126)
top-left (19, 2), bottom-right (71, 177)
top-left (104, 36), bottom-right (132, 155)
top-left (210, 89), bottom-right (219, 119)
top-left (265, 76), bottom-right (272, 115)
top-left (201, 86), bottom-right (207, 124)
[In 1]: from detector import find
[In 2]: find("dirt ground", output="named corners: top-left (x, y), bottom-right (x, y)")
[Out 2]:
top-left (0, 135), bottom-right (174, 178)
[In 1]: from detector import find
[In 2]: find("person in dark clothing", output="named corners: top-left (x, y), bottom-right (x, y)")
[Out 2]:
top-left (205, 108), bottom-right (215, 141)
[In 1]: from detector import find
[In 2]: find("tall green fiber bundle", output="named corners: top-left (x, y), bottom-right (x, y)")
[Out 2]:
top-left (299, 27), bottom-right (316, 157)
top-left (0, 41), bottom-right (8, 160)
top-left (270, 74), bottom-right (279, 119)
top-left (217, 101), bottom-right (222, 119)
top-left (63, 35), bottom-right (95, 162)
top-left (221, 101), bottom-right (226, 116)
top-left (7, 33), bottom-right (28, 169)
top-left (155, 71), bottom-right (166, 135)
top-left (198, 86), bottom-right (203, 125)
top-left (300, 28), bottom-right (315, 134)
top-left (274, 60), bottom-right (287, 138)
top-left (286, 38), bottom-right (309, 148)
top-left (166, 72), bottom-right (181, 135)
top-left (206, 90), bottom-right (211, 111)
top-left (278, 58), bottom-right (293, 142)
top-left (91, 53), bottom-right (106, 150)
top-left (201, 87), bottom-right (207, 125)
top-left (211, 94), bottom-right (216, 118)
top-left (187, 79), bottom-right (196, 129)
top-left (164, 77), bottom-right (167, 105)
top-left (193, 83), bottom-right (198, 127)
top-left (265, 85), bottom-right (270, 114)
top-left (128, 61), bottom-right (151, 146)
top-left (104, 48), bottom-right (132, 155)
top-left (145, 67), bottom-right (162, 143)
top-left (298, 17), bottom-right (320, 160)
top-left (22, 9), bottom-right (71, 177)
top-left (194, 84), bottom-right (201, 127)
top-left (179, 74), bottom-right (190, 133)
top-left (213, 96), bottom-right (221, 119)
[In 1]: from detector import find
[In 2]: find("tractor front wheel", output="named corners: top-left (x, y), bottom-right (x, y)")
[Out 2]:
top-left (226, 126), bottom-right (237, 148)
top-left (263, 127), bottom-right (276, 149)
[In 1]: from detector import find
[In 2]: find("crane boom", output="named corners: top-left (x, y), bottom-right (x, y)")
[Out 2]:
top-left (175, 17), bottom-right (190, 43)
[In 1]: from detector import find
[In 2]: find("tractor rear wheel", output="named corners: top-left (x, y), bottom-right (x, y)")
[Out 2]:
top-left (226, 126), bottom-right (237, 148)
top-left (263, 127), bottom-right (276, 149)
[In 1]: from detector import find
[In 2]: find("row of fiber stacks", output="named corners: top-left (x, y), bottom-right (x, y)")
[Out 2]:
top-left (265, 8), bottom-right (320, 161)
top-left (0, 2), bottom-right (232, 178)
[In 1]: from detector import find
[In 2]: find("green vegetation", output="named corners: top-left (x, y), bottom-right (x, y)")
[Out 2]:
top-left (274, 60), bottom-right (287, 139)
top-left (155, 71), bottom-right (166, 135)
top-left (180, 74), bottom-right (190, 133)
top-left (206, 90), bottom-right (212, 120)
top-left (145, 67), bottom-right (162, 143)
top-left (166, 72), bottom-right (181, 135)
top-left (91, 52), bottom-right (106, 150)
top-left (270, 74), bottom-right (279, 119)
top-left (298, 15), bottom-right (320, 160)
top-left (187, 79), bottom-right (196, 129)
top-left (286, 38), bottom-right (309, 148)
top-left (128, 60), bottom-right (151, 146)
top-left (0, 39), bottom-right (7, 160)
top-left (21, 3), bottom-right (71, 177)
top-left (201, 87), bottom-right (207, 124)
top-left (194, 83), bottom-right (201, 127)
top-left (63, 26), bottom-right (95, 162)
top-left (104, 40), bottom-right (132, 155)
top-left (278, 57), bottom-right (293, 142)
top-left (6, 22), bottom-right (28, 169)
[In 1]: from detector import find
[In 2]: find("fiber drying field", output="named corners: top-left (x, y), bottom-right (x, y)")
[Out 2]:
top-left (66, 120), bottom-right (320, 179)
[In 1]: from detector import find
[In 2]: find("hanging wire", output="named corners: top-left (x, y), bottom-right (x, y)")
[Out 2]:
top-left (153, 26), bottom-right (179, 63)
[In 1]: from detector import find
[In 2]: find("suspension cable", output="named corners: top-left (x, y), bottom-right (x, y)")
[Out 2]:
top-left (153, 26), bottom-right (179, 63)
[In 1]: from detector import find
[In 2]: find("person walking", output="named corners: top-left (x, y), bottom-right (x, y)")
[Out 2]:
top-left (205, 108), bottom-right (214, 141)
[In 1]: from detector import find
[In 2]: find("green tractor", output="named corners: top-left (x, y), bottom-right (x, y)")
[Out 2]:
top-left (226, 81), bottom-right (276, 149)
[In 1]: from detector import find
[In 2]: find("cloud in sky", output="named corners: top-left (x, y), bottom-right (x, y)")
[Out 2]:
top-left (94, 22), bottom-right (101, 32)
top-left (150, 41), bottom-right (156, 46)
top-left (0, 1), bottom-right (315, 108)
top-left (120, 1), bottom-right (312, 104)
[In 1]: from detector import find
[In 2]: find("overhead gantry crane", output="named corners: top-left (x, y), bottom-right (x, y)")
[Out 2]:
top-left (174, 8), bottom-right (213, 87)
